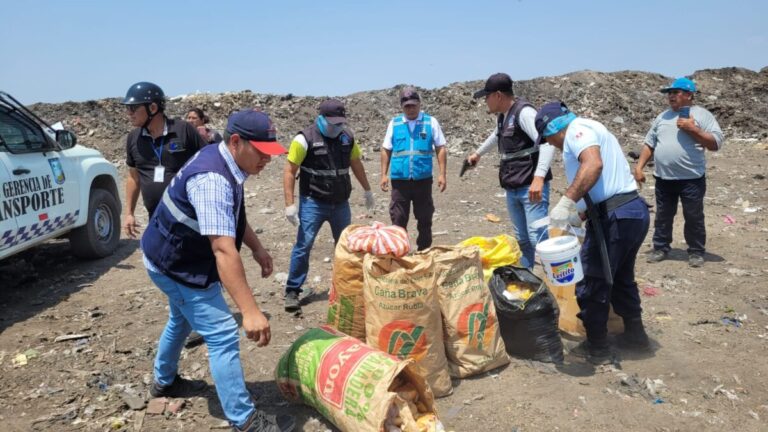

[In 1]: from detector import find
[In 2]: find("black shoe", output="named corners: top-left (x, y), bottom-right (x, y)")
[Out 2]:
top-left (149, 374), bottom-right (207, 398)
top-left (570, 340), bottom-right (614, 365)
top-left (234, 409), bottom-right (296, 432)
top-left (616, 317), bottom-right (651, 351)
top-left (298, 288), bottom-right (316, 306)
top-left (284, 292), bottom-right (300, 312)
top-left (688, 253), bottom-right (704, 268)
top-left (184, 331), bottom-right (205, 348)
top-left (646, 249), bottom-right (667, 263)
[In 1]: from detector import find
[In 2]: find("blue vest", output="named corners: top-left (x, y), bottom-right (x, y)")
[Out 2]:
top-left (389, 113), bottom-right (434, 180)
top-left (141, 144), bottom-right (246, 288)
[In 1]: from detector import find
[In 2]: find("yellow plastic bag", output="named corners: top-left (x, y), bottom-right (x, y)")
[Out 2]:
top-left (459, 234), bottom-right (522, 281)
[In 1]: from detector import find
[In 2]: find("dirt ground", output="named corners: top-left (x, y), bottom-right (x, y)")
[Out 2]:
top-left (1, 138), bottom-right (767, 432)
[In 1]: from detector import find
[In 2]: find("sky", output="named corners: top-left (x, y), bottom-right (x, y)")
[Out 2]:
top-left (1, 0), bottom-right (766, 103)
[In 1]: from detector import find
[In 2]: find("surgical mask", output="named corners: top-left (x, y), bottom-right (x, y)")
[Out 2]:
top-left (316, 115), bottom-right (345, 138)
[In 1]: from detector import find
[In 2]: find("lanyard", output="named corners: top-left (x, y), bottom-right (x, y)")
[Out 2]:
top-left (153, 136), bottom-right (165, 166)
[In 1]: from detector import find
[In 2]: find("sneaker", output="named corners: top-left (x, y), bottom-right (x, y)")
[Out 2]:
top-left (284, 292), bottom-right (301, 312)
top-left (184, 331), bottom-right (205, 348)
top-left (646, 249), bottom-right (668, 263)
top-left (688, 253), bottom-right (705, 268)
top-left (570, 341), bottom-right (614, 365)
top-left (234, 409), bottom-right (296, 432)
top-left (149, 374), bottom-right (207, 398)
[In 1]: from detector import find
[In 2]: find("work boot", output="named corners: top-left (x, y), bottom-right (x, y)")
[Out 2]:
top-left (570, 331), bottom-right (613, 365)
top-left (646, 249), bottom-right (667, 263)
top-left (234, 409), bottom-right (296, 432)
top-left (688, 253), bottom-right (705, 268)
top-left (149, 374), bottom-right (207, 398)
top-left (616, 317), bottom-right (651, 351)
top-left (284, 291), bottom-right (300, 312)
top-left (184, 331), bottom-right (204, 348)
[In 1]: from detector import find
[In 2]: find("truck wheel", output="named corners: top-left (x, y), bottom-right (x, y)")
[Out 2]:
top-left (70, 188), bottom-right (120, 259)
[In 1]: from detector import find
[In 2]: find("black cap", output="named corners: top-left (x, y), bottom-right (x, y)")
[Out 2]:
top-left (400, 86), bottom-right (421, 106)
top-left (318, 99), bottom-right (347, 125)
top-left (473, 73), bottom-right (513, 99)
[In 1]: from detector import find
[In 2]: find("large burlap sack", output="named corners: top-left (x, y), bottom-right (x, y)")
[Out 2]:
top-left (276, 326), bottom-right (443, 432)
top-left (363, 254), bottom-right (453, 397)
top-left (327, 224), bottom-right (367, 339)
top-left (419, 246), bottom-right (509, 378)
top-left (459, 234), bottom-right (522, 282)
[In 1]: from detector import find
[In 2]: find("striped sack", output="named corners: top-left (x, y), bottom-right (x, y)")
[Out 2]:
top-left (347, 222), bottom-right (410, 257)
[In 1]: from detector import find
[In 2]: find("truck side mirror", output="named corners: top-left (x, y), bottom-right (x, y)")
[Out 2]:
top-left (56, 130), bottom-right (77, 149)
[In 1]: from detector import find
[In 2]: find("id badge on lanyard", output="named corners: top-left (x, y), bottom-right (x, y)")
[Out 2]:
top-left (153, 137), bottom-right (165, 183)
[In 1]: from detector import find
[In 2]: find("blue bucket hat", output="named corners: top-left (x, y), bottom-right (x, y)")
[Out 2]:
top-left (661, 77), bottom-right (697, 93)
top-left (534, 101), bottom-right (577, 144)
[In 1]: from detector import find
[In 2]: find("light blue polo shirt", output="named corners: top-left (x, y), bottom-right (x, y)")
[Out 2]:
top-left (644, 105), bottom-right (724, 180)
top-left (562, 117), bottom-right (637, 210)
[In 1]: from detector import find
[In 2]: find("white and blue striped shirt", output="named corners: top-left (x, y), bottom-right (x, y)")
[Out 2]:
top-left (185, 142), bottom-right (248, 238)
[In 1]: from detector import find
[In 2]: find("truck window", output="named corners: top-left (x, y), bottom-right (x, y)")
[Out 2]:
top-left (0, 109), bottom-right (52, 153)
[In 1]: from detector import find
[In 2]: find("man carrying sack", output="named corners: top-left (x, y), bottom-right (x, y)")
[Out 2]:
top-left (534, 101), bottom-right (650, 365)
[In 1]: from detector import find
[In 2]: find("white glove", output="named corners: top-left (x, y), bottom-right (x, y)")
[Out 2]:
top-left (285, 204), bottom-right (299, 227)
top-left (550, 196), bottom-right (578, 229)
top-left (364, 190), bottom-right (375, 211)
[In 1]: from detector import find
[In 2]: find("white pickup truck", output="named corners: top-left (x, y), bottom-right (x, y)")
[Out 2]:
top-left (0, 91), bottom-right (121, 260)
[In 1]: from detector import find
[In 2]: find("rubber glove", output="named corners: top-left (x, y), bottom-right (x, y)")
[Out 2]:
top-left (285, 204), bottom-right (299, 227)
top-left (550, 196), bottom-right (577, 229)
top-left (364, 190), bottom-right (375, 211)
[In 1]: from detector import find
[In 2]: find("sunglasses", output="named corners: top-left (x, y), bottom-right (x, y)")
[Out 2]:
top-left (126, 104), bottom-right (144, 113)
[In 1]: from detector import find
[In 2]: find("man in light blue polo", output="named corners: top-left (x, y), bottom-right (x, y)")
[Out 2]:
top-left (537, 101), bottom-right (650, 365)
top-left (634, 77), bottom-right (724, 268)
top-left (380, 86), bottom-right (447, 250)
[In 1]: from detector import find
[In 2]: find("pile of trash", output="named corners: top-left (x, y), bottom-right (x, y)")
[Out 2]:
top-left (28, 67), bottom-right (768, 163)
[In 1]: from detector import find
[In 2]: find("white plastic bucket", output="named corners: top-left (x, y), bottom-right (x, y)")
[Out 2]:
top-left (535, 235), bottom-right (583, 286)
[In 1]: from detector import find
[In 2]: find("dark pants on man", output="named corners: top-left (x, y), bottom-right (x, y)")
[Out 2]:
top-left (652, 175), bottom-right (706, 255)
top-left (576, 197), bottom-right (650, 340)
top-left (389, 178), bottom-right (434, 251)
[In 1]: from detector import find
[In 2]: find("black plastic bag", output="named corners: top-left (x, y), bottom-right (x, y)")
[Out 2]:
top-left (489, 266), bottom-right (564, 364)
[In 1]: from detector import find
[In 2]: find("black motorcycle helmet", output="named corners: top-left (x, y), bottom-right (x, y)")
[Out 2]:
top-left (122, 82), bottom-right (165, 128)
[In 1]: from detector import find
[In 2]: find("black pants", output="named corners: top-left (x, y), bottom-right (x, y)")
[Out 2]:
top-left (576, 197), bottom-right (650, 340)
top-left (652, 176), bottom-right (706, 255)
top-left (389, 178), bottom-right (434, 251)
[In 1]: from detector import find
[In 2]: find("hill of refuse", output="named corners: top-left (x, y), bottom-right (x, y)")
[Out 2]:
top-left (30, 66), bottom-right (768, 163)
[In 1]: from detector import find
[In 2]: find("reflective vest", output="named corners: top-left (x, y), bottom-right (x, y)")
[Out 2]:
top-left (389, 113), bottom-right (434, 180)
top-left (497, 98), bottom-right (552, 189)
top-left (298, 124), bottom-right (354, 204)
top-left (141, 144), bottom-right (246, 288)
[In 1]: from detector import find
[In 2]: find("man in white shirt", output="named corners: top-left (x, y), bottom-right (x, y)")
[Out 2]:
top-left (536, 101), bottom-right (650, 365)
top-left (466, 73), bottom-right (555, 268)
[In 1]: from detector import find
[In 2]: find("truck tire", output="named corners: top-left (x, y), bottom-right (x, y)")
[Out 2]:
top-left (69, 188), bottom-right (120, 259)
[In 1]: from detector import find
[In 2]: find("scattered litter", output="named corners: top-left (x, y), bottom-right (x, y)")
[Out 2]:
top-left (723, 215), bottom-right (736, 224)
top-left (485, 213), bottom-right (501, 223)
top-left (167, 399), bottom-right (186, 414)
top-left (273, 272), bottom-right (289, 285)
top-left (146, 398), bottom-right (168, 415)
top-left (54, 334), bottom-right (90, 343)
top-left (720, 316), bottom-right (743, 328)
top-left (12, 353), bottom-right (28, 367)
top-left (120, 392), bottom-right (146, 411)
top-left (642, 285), bottom-right (661, 297)
top-left (727, 268), bottom-right (752, 277)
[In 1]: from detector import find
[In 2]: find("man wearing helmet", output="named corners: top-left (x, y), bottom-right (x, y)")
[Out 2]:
top-left (122, 82), bottom-right (208, 238)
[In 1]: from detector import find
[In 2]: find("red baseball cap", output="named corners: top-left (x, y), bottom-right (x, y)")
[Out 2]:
top-left (226, 109), bottom-right (286, 155)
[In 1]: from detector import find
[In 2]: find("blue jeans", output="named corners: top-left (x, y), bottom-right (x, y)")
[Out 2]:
top-left (286, 195), bottom-right (351, 294)
top-left (147, 269), bottom-right (254, 428)
top-left (504, 182), bottom-right (550, 269)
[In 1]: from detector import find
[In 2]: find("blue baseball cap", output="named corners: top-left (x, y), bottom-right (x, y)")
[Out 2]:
top-left (661, 77), bottom-right (697, 93)
top-left (226, 109), bottom-right (286, 155)
top-left (534, 101), bottom-right (576, 144)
